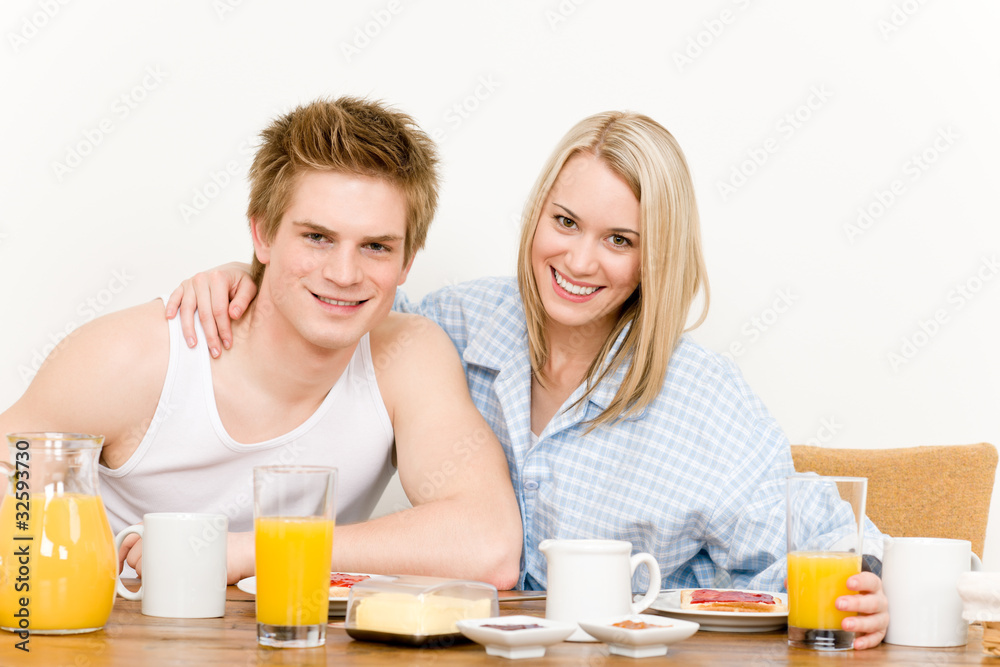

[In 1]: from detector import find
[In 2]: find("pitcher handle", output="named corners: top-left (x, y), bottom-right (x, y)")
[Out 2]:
top-left (114, 524), bottom-right (144, 601)
top-left (628, 552), bottom-right (661, 614)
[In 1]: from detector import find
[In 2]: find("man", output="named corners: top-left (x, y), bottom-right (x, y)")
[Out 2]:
top-left (0, 97), bottom-right (522, 588)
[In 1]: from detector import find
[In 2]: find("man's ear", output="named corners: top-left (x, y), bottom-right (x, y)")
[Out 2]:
top-left (250, 217), bottom-right (271, 265)
top-left (397, 254), bottom-right (415, 286)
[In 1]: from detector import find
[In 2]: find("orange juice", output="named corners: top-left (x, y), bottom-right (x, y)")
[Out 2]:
top-left (787, 551), bottom-right (861, 630)
top-left (0, 493), bottom-right (116, 632)
top-left (255, 517), bottom-right (334, 626)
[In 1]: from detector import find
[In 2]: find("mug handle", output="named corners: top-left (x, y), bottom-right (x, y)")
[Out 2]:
top-left (114, 524), bottom-right (144, 601)
top-left (972, 552), bottom-right (983, 572)
top-left (628, 552), bottom-right (662, 614)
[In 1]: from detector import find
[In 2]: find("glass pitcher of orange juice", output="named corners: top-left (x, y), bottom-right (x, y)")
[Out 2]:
top-left (0, 433), bottom-right (117, 634)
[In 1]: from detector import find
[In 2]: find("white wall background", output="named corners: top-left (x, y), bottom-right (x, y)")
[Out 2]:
top-left (2, 1), bottom-right (997, 567)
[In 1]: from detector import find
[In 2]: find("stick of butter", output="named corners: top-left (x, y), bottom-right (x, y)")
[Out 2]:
top-left (354, 592), bottom-right (493, 635)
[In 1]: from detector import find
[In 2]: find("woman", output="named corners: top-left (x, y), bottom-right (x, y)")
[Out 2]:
top-left (169, 111), bottom-right (890, 648)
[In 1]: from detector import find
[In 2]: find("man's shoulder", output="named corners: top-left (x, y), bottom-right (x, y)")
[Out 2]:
top-left (45, 299), bottom-right (169, 373)
top-left (369, 311), bottom-right (454, 360)
top-left (0, 299), bottom-right (171, 446)
top-left (368, 311), bottom-right (470, 418)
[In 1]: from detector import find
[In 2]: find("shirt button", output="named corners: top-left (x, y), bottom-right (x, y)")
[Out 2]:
top-left (524, 480), bottom-right (539, 491)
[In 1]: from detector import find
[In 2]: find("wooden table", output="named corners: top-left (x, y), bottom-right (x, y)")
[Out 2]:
top-left (0, 585), bottom-right (989, 666)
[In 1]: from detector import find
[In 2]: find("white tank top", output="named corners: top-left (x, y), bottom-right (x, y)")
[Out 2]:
top-left (99, 308), bottom-right (396, 534)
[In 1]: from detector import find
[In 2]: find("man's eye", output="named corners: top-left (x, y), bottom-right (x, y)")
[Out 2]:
top-left (367, 243), bottom-right (390, 253)
top-left (305, 233), bottom-right (327, 242)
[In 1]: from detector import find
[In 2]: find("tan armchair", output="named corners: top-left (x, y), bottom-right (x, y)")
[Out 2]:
top-left (790, 442), bottom-right (997, 558)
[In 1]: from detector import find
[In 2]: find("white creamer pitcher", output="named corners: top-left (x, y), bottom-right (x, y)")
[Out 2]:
top-left (539, 539), bottom-right (661, 642)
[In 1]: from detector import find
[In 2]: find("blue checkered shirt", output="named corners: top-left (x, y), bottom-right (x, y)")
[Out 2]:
top-left (395, 277), bottom-right (882, 591)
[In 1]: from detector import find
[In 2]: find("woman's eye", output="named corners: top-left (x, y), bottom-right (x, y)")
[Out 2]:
top-left (555, 215), bottom-right (576, 229)
top-left (609, 235), bottom-right (631, 247)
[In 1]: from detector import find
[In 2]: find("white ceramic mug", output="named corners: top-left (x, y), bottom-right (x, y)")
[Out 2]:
top-left (114, 512), bottom-right (229, 618)
top-left (882, 537), bottom-right (983, 647)
top-left (539, 539), bottom-right (661, 642)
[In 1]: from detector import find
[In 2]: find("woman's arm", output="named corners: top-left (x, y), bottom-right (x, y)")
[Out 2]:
top-left (715, 420), bottom-right (889, 650)
top-left (165, 264), bottom-right (500, 358)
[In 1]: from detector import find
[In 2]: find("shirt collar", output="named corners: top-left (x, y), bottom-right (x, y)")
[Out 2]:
top-left (462, 289), bottom-right (529, 372)
top-left (581, 325), bottom-right (650, 423)
top-left (583, 325), bottom-right (632, 411)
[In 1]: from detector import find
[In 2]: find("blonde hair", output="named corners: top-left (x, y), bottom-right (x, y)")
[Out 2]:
top-left (247, 97), bottom-right (439, 286)
top-left (516, 111), bottom-right (709, 428)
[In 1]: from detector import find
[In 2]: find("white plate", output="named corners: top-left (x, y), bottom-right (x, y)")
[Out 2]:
top-left (646, 589), bottom-right (788, 633)
top-left (578, 614), bottom-right (700, 658)
top-left (456, 615), bottom-right (577, 659)
top-left (236, 573), bottom-right (390, 616)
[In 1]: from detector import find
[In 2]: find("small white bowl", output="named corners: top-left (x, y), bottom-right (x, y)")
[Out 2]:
top-left (578, 614), bottom-right (700, 658)
top-left (456, 615), bottom-right (577, 659)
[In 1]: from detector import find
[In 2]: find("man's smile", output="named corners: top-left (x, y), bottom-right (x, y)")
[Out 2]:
top-left (313, 293), bottom-right (366, 307)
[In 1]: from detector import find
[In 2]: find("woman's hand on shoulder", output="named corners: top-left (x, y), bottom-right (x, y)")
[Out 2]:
top-left (164, 262), bottom-right (256, 357)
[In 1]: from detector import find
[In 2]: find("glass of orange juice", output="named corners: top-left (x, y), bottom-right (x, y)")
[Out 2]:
top-left (786, 475), bottom-right (867, 650)
top-left (253, 465), bottom-right (336, 648)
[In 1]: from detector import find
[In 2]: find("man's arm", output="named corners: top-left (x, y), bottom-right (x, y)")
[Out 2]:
top-left (327, 312), bottom-right (523, 589)
top-left (0, 301), bottom-right (182, 578)
top-left (0, 301), bottom-right (260, 585)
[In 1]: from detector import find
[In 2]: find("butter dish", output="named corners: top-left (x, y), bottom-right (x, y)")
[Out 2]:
top-left (344, 575), bottom-right (498, 647)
